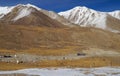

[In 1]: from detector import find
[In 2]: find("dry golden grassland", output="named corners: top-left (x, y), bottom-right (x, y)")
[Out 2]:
top-left (0, 44), bottom-right (87, 56)
top-left (0, 26), bottom-right (120, 70)
top-left (37, 57), bottom-right (120, 68)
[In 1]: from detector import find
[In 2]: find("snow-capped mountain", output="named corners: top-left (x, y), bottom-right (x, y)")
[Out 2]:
top-left (0, 4), bottom-right (71, 27)
top-left (0, 4), bottom-right (67, 27)
top-left (0, 4), bottom-right (120, 31)
top-left (59, 6), bottom-right (120, 32)
top-left (0, 4), bottom-right (41, 19)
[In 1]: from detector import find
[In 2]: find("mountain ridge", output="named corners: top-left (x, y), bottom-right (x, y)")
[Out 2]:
top-left (0, 4), bottom-right (120, 31)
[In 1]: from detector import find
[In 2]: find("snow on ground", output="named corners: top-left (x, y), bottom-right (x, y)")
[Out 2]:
top-left (0, 67), bottom-right (120, 76)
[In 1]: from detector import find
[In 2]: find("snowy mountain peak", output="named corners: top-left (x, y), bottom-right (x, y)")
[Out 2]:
top-left (72, 6), bottom-right (89, 11)
top-left (59, 6), bottom-right (107, 29)
top-left (0, 4), bottom-right (65, 27)
top-left (59, 6), bottom-right (120, 32)
top-left (59, 6), bottom-right (89, 19)
top-left (0, 4), bottom-right (42, 19)
top-left (16, 4), bottom-right (41, 11)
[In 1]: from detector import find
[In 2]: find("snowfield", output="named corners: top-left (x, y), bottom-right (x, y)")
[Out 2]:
top-left (0, 67), bottom-right (120, 76)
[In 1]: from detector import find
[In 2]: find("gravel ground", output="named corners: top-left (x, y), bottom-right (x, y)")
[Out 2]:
top-left (0, 49), bottom-right (119, 63)
top-left (0, 53), bottom-right (88, 63)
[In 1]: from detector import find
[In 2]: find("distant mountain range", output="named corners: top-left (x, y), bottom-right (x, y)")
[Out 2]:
top-left (0, 4), bottom-right (120, 32)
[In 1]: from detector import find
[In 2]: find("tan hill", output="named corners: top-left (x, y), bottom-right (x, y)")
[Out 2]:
top-left (106, 15), bottom-right (120, 32)
top-left (0, 24), bottom-right (120, 52)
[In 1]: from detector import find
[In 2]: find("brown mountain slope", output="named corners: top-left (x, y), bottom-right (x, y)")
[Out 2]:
top-left (0, 24), bottom-right (120, 52)
top-left (40, 10), bottom-right (75, 26)
top-left (106, 15), bottom-right (120, 31)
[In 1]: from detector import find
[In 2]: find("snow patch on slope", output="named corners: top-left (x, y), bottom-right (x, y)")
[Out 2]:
top-left (12, 4), bottom-right (42, 21)
top-left (109, 10), bottom-right (120, 19)
top-left (13, 8), bottom-right (32, 21)
top-left (0, 6), bottom-right (14, 18)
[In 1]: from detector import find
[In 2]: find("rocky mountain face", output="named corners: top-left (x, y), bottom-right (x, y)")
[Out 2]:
top-left (59, 6), bottom-right (120, 32)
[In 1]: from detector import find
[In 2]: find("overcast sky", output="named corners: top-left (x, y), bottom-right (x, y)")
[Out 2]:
top-left (0, 0), bottom-right (120, 12)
